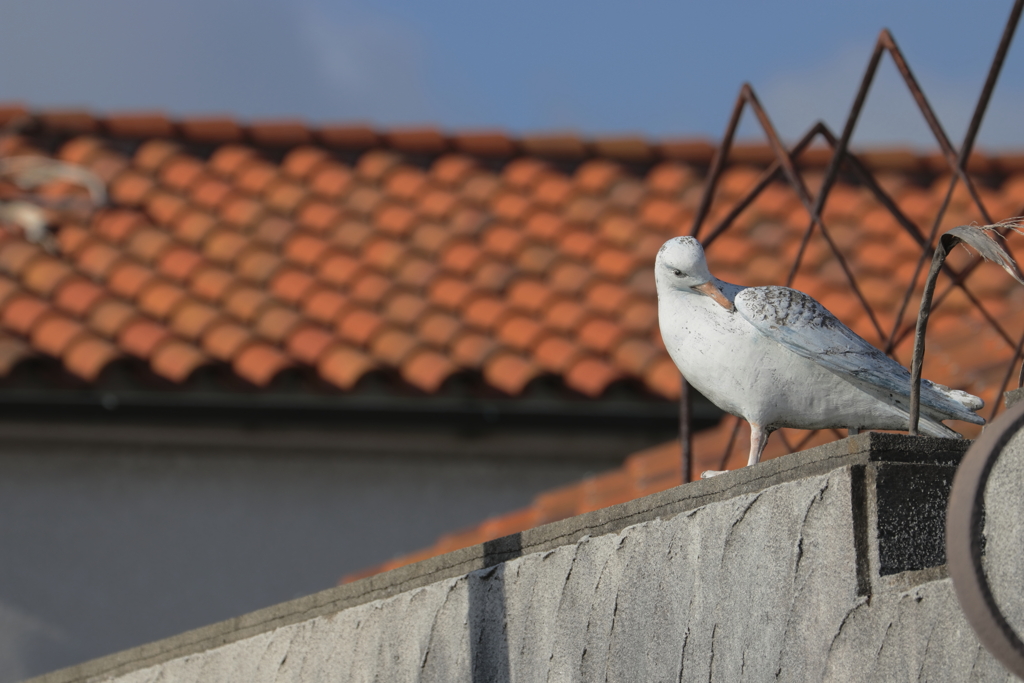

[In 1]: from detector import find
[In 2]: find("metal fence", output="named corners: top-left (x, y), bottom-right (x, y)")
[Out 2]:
top-left (679, 0), bottom-right (1024, 481)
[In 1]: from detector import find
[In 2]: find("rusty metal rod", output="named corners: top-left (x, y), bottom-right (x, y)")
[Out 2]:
top-left (908, 237), bottom-right (950, 435)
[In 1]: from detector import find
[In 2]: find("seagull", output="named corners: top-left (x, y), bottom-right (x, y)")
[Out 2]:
top-left (655, 236), bottom-right (985, 478)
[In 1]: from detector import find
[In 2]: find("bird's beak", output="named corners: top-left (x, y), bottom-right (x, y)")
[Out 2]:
top-left (694, 281), bottom-right (734, 311)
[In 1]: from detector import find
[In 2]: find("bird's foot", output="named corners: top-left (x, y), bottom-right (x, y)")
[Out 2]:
top-left (700, 470), bottom-right (728, 479)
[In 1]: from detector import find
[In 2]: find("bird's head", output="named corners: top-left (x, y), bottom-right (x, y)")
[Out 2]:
top-left (655, 236), bottom-right (733, 311)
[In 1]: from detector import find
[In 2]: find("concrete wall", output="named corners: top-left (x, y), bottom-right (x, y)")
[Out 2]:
top-left (0, 420), bottom-right (643, 683)
top-left (31, 432), bottom-right (1017, 683)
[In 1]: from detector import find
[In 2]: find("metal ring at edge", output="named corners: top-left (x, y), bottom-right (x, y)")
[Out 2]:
top-left (947, 398), bottom-right (1024, 678)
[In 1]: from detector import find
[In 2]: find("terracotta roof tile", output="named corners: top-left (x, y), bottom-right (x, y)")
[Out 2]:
top-left (248, 120), bottom-right (312, 147)
top-left (462, 296), bottom-right (506, 331)
top-left (450, 331), bottom-right (496, 368)
top-left (644, 356), bottom-right (681, 399)
top-left (22, 258), bottom-right (73, 296)
top-left (400, 349), bottom-right (455, 392)
top-left (0, 241), bottom-right (42, 277)
top-left (254, 305), bottom-right (301, 343)
top-left (105, 112), bottom-right (174, 138)
top-left (385, 128), bottom-right (448, 154)
top-left (149, 340), bottom-right (208, 382)
top-left (506, 279), bottom-right (553, 314)
top-left (548, 261), bottom-right (591, 294)
top-left (222, 286), bottom-right (269, 323)
top-left (281, 146), bottom-right (330, 180)
top-left (201, 322), bottom-right (253, 361)
top-left (58, 136), bottom-right (104, 165)
top-left (356, 150), bottom-right (401, 182)
top-left (179, 117), bottom-right (244, 144)
top-left (461, 174), bottom-right (500, 205)
top-left (484, 353), bottom-right (539, 395)
top-left (55, 224), bottom-right (91, 256)
top-left (374, 203), bottom-right (416, 236)
top-left (136, 281), bottom-right (186, 320)
top-left (417, 312), bottom-right (461, 347)
top-left (156, 247), bottom-right (204, 283)
top-left (169, 300), bottom-right (221, 341)
top-left (188, 266), bottom-right (234, 303)
top-left (369, 328), bottom-right (418, 366)
top-left (383, 293), bottom-right (428, 327)
top-left (533, 175), bottom-right (573, 208)
top-left (318, 345), bottom-right (375, 389)
top-left (559, 230), bottom-right (597, 260)
top-left (337, 307), bottom-right (384, 346)
top-left (294, 201), bottom-right (341, 235)
top-left (160, 156), bottom-right (205, 192)
top-left (235, 249), bottom-right (282, 285)
top-left (384, 167), bottom-right (427, 201)
top-left (235, 160), bottom-right (277, 195)
top-left (428, 277), bottom-right (472, 311)
top-left (596, 136), bottom-right (655, 162)
top-left (202, 229), bottom-right (247, 265)
top-left (474, 261), bottom-right (513, 292)
top-left (233, 342), bottom-right (292, 386)
top-left (521, 134), bottom-right (587, 159)
top-left (613, 337), bottom-right (658, 375)
top-left (53, 278), bottom-right (105, 317)
top-left (117, 318), bottom-right (170, 358)
top-left (285, 325), bottom-right (334, 365)
top-left (586, 281), bottom-right (631, 316)
top-left (350, 271), bottom-right (392, 306)
top-left (133, 139), bottom-right (180, 173)
top-left (318, 125), bottom-right (379, 150)
top-left (578, 317), bottom-right (623, 353)
top-left (394, 257), bottom-right (437, 289)
top-left (126, 227), bottom-right (172, 265)
top-left (264, 179), bottom-right (307, 215)
top-left (219, 195), bottom-right (264, 229)
top-left (106, 261), bottom-right (155, 299)
top-left (267, 268), bottom-right (314, 305)
top-left (302, 288), bottom-right (349, 326)
top-left (145, 190), bottom-right (188, 225)
top-left (94, 210), bottom-right (146, 244)
top-left (31, 314), bottom-right (85, 357)
top-left (516, 244), bottom-right (558, 274)
top-left (430, 155), bottom-right (478, 187)
top-left (544, 299), bottom-right (586, 333)
top-left (533, 335), bottom-right (578, 373)
top-left (191, 177), bottom-right (232, 210)
top-left (88, 299), bottom-right (137, 338)
top-left (309, 163), bottom-right (353, 199)
top-left (170, 209), bottom-right (216, 246)
top-left (63, 335), bottom-right (120, 382)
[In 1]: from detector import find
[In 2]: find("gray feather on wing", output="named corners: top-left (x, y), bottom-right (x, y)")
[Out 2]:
top-left (733, 286), bottom-right (982, 424)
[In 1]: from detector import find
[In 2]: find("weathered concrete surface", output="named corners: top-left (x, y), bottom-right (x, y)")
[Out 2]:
top-left (29, 433), bottom-right (1015, 683)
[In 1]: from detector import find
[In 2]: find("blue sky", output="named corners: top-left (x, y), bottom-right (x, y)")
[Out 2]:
top-left (0, 1), bottom-right (1022, 149)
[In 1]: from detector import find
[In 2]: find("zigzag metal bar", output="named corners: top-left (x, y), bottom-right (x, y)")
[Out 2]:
top-left (690, 84), bottom-right (886, 340)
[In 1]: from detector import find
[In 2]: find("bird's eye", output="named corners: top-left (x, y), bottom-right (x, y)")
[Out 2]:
top-left (672, 269), bottom-right (682, 277)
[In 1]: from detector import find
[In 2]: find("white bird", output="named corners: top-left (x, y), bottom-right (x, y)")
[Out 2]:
top-left (655, 236), bottom-right (985, 477)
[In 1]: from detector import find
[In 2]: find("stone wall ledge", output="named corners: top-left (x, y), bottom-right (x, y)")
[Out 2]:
top-left (28, 432), bottom-right (980, 683)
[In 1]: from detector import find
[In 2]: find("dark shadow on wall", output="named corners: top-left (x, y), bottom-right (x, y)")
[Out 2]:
top-left (468, 534), bottom-right (523, 683)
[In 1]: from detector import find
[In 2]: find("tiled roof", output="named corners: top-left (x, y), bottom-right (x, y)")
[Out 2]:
top-left (0, 104), bottom-right (1021, 407)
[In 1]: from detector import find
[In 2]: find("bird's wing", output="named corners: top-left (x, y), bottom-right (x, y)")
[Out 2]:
top-left (733, 286), bottom-right (982, 423)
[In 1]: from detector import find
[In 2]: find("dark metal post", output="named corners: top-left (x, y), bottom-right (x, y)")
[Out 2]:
top-left (679, 374), bottom-right (691, 483)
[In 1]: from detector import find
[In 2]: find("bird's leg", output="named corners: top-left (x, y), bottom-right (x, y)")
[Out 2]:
top-left (747, 423), bottom-right (771, 467)
top-left (700, 421), bottom-right (772, 479)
